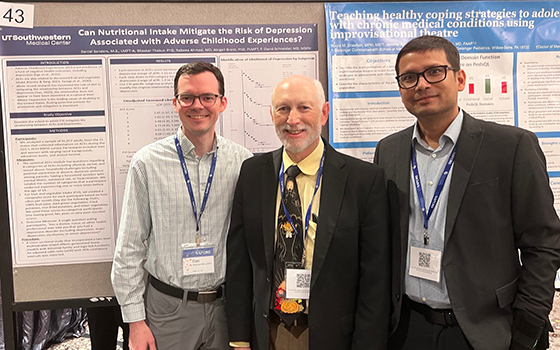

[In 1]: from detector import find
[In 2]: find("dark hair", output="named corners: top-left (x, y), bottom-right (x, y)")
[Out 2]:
top-left (173, 61), bottom-right (225, 96)
top-left (395, 35), bottom-right (460, 74)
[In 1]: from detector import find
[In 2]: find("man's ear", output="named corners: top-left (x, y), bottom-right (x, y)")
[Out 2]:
top-left (219, 96), bottom-right (228, 112)
top-left (321, 102), bottom-right (330, 126)
top-left (456, 69), bottom-right (466, 92)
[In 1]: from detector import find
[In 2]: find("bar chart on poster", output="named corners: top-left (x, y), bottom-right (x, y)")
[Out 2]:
top-left (458, 53), bottom-right (514, 126)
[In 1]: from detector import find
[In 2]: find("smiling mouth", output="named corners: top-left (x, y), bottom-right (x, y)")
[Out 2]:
top-left (188, 115), bottom-right (207, 119)
top-left (415, 95), bottom-right (437, 103)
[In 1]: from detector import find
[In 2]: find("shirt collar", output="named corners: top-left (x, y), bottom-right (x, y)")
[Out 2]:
top-left (176, 127), bottom-right (218, 156)
top-left (412, 109), bottom-right (463, 151)
top-left (282, 138), bottom-right (324, 176)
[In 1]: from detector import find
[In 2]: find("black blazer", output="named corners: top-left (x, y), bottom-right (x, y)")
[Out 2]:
top-left (227, 140), bottom-right (391, 350)
top-left (374, 113), bottom-right (560, 350)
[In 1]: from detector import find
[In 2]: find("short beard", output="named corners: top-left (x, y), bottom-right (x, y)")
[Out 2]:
top-left (276, 125), bottom-right (321, 155)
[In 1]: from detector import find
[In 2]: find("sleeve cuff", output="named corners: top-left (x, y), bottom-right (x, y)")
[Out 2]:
top-left (230, 341), bottom-right (251, 348)
top-left (511, 309), bottom-right (546, 350)
top-left (120, 303), bottom-right (146, 323)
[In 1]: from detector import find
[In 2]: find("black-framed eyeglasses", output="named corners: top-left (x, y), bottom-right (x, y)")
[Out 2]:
top-left (175, 93), bottom-right (222, 107)
top-left (396, 65), bottom-right (458, 89)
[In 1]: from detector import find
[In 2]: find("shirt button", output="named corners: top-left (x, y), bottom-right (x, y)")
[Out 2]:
top-left (431, 153), bottom-right (437, 158)
top-left (422, 297), bottom-right (427, 302)
top-left (428, 181), bottom-right (434, 186)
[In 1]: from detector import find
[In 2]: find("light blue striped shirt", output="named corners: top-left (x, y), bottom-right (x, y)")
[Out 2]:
top-left (405, 110), bottom-right (463, 309)
top-left (112, 128), bottom-right (252, 322)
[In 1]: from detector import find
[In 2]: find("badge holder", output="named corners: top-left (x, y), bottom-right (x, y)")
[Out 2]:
top-left (181, 241), bottom-right (215, 276)
top-left (285, 261), bottom-right (311, 300)
top-left (408, 244), bottom-right (442, 283)
top-left (273, 262), bottom-right (307, 314)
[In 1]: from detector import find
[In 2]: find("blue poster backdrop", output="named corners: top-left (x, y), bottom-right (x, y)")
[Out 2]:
top-left (325, 1), bottom-right (560, 185)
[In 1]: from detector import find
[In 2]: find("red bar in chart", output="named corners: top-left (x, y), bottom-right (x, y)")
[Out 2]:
top-left (468, 83), bottom-right (474, 94)
top-left (501, 81), bottom-right (507, 93)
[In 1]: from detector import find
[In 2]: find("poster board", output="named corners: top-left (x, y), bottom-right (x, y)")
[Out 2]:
top-left (324, 1), bottom-right (560, 216)
top-left (0, 1), bottom-right (327, 306)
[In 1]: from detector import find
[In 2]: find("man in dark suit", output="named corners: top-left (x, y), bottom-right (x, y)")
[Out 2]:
top-left (374, 35), bottom-right (560, 350)
top-left (226, 75), bottom-right (391, 350)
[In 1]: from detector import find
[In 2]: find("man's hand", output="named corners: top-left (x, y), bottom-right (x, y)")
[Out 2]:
top-left (129, 320), bottom-right (157, 350)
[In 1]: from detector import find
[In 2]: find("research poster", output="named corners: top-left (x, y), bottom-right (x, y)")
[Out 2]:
top-left (325, 1), bottom-right (560, 213)
top-left (1, 24), bottom-right (318, 266)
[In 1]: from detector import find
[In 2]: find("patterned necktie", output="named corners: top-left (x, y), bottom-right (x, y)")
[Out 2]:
top-left (273, 165), bottom-right (304, 325)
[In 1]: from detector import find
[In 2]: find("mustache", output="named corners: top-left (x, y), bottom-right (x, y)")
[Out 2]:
top-left (282, 125), bottom-right (306, 131)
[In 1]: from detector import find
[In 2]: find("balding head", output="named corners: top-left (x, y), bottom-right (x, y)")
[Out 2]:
top-left (270, 75), bottom-right (329, 163)
top-left (271, 75), bottom-right (325, 106)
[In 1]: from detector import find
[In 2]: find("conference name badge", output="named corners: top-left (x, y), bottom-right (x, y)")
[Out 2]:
top-left (182, 246), bottom-right (215, 276)
top-left (409, 246), bottom-right (442, 283)
top-left (286, 268), bottom-right (311, 300)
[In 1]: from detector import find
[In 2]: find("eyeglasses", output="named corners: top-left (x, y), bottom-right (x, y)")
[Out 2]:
top-left (396, 65), bottom-right (458, 89)
top-left (175, 93), bottom-right (222, 107)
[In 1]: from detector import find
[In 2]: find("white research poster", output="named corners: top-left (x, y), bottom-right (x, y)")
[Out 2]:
top-left (325, 1), bottom-right (560, 214)
top-left (0, 24), bottom-right (318, 266)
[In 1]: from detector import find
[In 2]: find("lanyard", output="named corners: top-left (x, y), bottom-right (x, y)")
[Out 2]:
top-left (411, 143), bottom-right (456, 245)
top-left (174, 135), bottom-right (217, 244)
top-left (278, 148), bottom-right (325, 247)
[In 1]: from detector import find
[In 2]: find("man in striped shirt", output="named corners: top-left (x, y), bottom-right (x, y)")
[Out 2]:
top-left (112, 61), bottom-right (252, 350)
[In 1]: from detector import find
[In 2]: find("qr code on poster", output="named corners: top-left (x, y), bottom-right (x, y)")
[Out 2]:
top-left (418, 252), bottom-right (431, 268)
top-left (296, 273), bottom-right (311, 289)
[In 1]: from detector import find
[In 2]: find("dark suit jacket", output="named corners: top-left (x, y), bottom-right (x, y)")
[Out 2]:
top-left (374, 113), bottom-right (560, 350)
top-left (226, 140), bottom-right (391, 350)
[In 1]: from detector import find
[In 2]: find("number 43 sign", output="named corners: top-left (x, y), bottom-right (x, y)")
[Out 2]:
top-left (0, 2), bottom-right (34, 28)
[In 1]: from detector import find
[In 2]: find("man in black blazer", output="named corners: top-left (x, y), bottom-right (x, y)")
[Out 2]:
top-left (374, 35), bottom-right (560, 350)
top-left (226, 75), bottom-right (391, 350)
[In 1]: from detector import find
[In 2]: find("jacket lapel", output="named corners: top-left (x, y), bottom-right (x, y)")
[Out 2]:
top-left (263, 149), bottom-right (283, 275)
top-left (311, 142), bottom-right (346, 290)
top-left (396, 128), bottom-right (413, 260)
top-left (444, 113), bottom-right (483, 246)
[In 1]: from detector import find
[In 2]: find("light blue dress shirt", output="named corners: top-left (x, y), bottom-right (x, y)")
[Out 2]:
top-left (405, 110), bottom-right (463, 309)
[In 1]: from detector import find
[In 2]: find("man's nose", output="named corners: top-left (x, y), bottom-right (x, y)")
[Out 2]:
top-left (415, 74), bottom-right (431, 89)
top-left (287, 110), bottom-right (301, 124)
